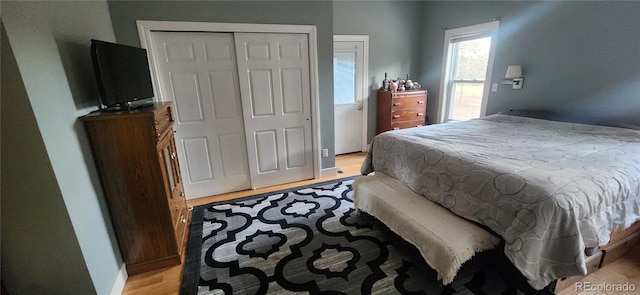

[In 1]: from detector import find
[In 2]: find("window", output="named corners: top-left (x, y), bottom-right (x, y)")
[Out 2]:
top-left (333, 51), bottom-right (357, 105)
top-left (437, 21), bottom-right (499, 123)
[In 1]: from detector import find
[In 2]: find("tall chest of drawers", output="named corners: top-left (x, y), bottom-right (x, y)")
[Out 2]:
top-left (376, 90), bottom-right (427, 134)
top-left (81, 102), bottom-right (188, 275)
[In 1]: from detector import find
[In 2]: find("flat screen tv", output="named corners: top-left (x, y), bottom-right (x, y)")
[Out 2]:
top-left (91, 39), bottom-right (154, 109)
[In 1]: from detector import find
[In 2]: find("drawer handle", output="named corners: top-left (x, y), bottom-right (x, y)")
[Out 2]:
top-left (180, 215), bottom-right (187, 224)
top-left (392, 115), bottom-right (400, 119)
top-left (417, 101), bottom-right (425, 104)
top-left (392, 127), bottom-right (400, 130)
top-left (417, 113), bottom-right (424, 116)
top-left (393, 103), bottom-right (401, 106)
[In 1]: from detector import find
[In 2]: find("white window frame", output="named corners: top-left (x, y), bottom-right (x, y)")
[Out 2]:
top-left (436, 21), bottom-right (499, 123)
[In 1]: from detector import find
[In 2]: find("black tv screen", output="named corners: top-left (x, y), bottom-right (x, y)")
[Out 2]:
top-left (91, 39), bottom-right (154, 107)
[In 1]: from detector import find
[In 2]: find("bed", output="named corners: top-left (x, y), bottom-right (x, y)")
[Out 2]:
top-left (358, 113), bottom-right (640, 290)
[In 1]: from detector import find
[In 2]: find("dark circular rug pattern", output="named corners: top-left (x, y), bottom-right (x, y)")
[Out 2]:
top-left (180, 177), bottom-right (517, 295)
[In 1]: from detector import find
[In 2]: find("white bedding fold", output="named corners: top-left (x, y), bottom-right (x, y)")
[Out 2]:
top-left (353, 172), bottom-right (500, 285)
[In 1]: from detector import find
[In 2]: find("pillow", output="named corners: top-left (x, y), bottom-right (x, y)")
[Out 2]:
top-left (498, 109), bottom-right (640, 130)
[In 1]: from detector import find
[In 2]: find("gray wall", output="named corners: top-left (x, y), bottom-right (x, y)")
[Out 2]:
top-left (1, 2), bottom-right (637, 293)
top-left (418, 1), bottom-right (640, 125)
top-left (1, 22), bottom-right (95, 295)
top-left (334, 0), bottom-right (424, 142)
top-left (1, 1), bottom-right (123, 294)
top-left (106, 0), bottom-right (337, 168)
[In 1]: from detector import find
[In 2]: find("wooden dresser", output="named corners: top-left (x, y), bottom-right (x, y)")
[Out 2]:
top-left (81, 102), bottom-right (188, 275)
top-left (376, 90), bottom-right (427, 134)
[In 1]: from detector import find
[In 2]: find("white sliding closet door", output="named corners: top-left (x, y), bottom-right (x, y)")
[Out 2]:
top-left (149, 31), bottom-right (251, 198)
top-left (234, 33), bottom-right (314, 189)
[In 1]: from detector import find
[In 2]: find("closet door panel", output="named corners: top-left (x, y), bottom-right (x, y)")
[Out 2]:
top-left (235, 33), bottom-right (313, 189)
top-left (150, 31), bottom-right (251, 198)
top-left (149, 30), bottom-right (316, 194)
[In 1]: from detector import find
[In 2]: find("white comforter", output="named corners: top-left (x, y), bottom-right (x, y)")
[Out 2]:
top-left (361, 114), bottom-right (640, 289)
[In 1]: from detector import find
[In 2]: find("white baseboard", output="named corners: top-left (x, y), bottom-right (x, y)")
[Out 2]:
top-left (320, 167), bottom-right (339, 178)
top-left (109, 264), bottom-right (128, 295)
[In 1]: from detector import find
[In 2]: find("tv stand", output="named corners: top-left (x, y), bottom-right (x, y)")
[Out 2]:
top-left (81, 102), bottom-right (188, 275)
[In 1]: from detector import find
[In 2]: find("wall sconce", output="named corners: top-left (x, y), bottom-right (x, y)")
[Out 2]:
top-left (501, 65), bottom-right (524, 90)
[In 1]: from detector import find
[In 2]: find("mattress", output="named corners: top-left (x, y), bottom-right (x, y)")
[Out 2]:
top-left (361, 114), bottom-right (640, 289)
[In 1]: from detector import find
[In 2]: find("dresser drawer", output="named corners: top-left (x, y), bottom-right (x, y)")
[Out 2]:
top-left (391, 120), bottom-right (425, 130)
top-left (174, 203), bottom-right (189, 253)
top-left (554, 251), bottom-right (603, 292)
top-left (390, 90), bottom-right (427, 99)
top-left (391, 109), bottom-right (425, 122)
top-left (153, 104), bottom-right (173, 139)
top-left (169, 183), bottom-right (185, 226)
top-left (391, 96), bottom-right (426, 111)
top-left (601, 232), bottom-right (640, 267)
top-left (173, 196), bottom-right (185, 227)
top-left (609, 221), bottom-right (640, 244)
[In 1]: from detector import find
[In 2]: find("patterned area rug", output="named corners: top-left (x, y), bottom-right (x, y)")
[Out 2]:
top-left (180, 177), bottom-right (514, 295)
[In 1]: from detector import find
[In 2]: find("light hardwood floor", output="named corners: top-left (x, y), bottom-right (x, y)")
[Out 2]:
top-left (557, 245), bottom-right (640, 295)
top-left (121, 152), bottom-right (640, 294)
top-left (121, 152), bottom-right (367, 294)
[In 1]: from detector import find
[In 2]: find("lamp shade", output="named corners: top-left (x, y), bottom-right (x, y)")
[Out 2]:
top-left (505, 65), bottom-right (522, 79)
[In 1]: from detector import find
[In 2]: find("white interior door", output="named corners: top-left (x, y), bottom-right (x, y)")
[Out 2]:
top-left (234, 33), bottom-right (314, 189)
top-left (149, 31), bottom-right (251, 198)
top-left (333, 37), bottom-right (367, 155)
